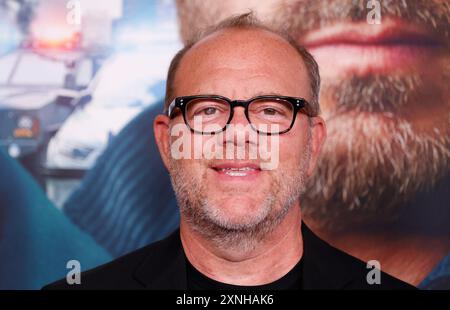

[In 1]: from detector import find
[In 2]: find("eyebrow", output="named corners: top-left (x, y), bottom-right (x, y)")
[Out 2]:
top-left (249, 91), bottom-right (286, 98)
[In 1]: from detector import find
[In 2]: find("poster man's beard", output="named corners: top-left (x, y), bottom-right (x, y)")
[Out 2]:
top-left (302, 74), bottom-right (450, 231)
top-left (274, 0), bottom-right (450, 230)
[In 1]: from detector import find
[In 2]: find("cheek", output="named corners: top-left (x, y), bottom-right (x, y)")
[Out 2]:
top-left (278, 139), bottom-right (304, 167)
top-left (277, 121), bottom-right (311, 168)
top-left (187, 159), bottom-right (206, 173)
top-left (170, 153), bottom-right (205, 177)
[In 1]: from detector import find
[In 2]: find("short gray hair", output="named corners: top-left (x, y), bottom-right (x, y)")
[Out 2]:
top-left (164, 12), bottom-right (321, 116)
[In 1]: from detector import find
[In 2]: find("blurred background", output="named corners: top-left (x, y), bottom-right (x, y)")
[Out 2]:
top-left (0, 0), bottom-right (180, 207)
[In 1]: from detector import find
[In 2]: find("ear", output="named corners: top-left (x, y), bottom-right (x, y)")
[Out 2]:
top-left (306, 116), bottom-right (327, 176)
top-left (153, 114), bottom-right (172, 171)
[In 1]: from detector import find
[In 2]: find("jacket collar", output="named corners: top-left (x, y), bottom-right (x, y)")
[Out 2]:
top-left (300, 223), bottom-right (354, 289)
top-left (133, 223), bottom-right (355, 289)
top-left (133, 229), bottom-right (187, 289)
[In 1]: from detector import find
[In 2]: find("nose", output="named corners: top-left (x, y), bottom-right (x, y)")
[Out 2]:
top-left (228, 106), bottom-right (249, 127)
top-left (222, 105), bottom-right (257, 150)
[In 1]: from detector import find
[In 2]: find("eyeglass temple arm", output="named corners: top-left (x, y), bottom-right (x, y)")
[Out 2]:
top-left (167, 99), bottom-right (176, 117)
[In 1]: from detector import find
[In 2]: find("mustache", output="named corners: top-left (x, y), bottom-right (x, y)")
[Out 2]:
top-left (322, 74), bottom-right (423, 114)
top-left (272, 0), bottom-right (449, 43)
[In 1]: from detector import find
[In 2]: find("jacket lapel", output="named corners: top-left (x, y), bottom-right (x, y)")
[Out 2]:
top-left (133, 229), bottom-right (188, 289)
top-left (301, 223), bottom-right (354, 289)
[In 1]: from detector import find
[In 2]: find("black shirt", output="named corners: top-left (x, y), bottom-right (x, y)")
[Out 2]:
top-left (186, 258), bottom-right (303, 290)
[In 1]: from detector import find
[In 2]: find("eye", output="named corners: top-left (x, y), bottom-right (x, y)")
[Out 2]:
top-left (202, 107), bottom-right (217, 115)
top-left (188, 99), bottom-right (229, 120)
top-left (263, 108), bottom-right (279, 116)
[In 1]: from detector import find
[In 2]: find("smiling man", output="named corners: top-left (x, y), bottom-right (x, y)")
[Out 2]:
top-left (44, 14), bottom-right (413, 290)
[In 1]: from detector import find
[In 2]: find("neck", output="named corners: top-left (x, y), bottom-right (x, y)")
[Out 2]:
top-left (180, 204), bottom-right (303, 286)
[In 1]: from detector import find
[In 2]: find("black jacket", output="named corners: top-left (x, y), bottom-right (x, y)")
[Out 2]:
top-left (44, 223), bottom-right (414, 290)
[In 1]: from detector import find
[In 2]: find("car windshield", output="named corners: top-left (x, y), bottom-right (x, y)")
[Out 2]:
top-left (0, 51), bottom-right (66, 87)
top-left (89, 49), bottom-right (175, 108)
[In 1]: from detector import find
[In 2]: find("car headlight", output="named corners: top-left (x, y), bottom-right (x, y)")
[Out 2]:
top-left (8, 143), bottom-right (21, 158)
top-left (13, 115), bottom-right (40, 138)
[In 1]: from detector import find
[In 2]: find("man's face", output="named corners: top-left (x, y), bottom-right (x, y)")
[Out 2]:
top-left (177, 0), bottom-right (450, 228)
top-left (154, 29), bottom-right (325, 244)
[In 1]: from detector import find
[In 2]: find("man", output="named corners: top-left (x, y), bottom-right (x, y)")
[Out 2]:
top-left (45, 14), bottom-right (412, 290)
top-left (176, 0), bottom-right (450, 287)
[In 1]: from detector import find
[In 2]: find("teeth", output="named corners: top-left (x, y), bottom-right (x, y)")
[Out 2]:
top-left (219, 167), bottom-right (255, 172)
top-left (225, 171), bottom-right (247, 177)
top-left (216, 166), bottom-right (256, 177)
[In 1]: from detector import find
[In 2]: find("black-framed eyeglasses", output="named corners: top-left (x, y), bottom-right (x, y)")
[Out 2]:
top-left (167, 95), bottom-right (311, 135)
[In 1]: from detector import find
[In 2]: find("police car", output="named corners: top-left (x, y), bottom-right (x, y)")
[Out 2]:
top-left (0, 46), bottom-right (94, 186)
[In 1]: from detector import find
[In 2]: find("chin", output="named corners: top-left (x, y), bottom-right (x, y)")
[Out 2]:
top-left (208, 196), bottom-right (270, 229)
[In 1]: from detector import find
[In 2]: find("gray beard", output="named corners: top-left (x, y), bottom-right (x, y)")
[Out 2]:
top-left (302, 74), bottom-right (450, 231)
top-left (168, 145), bottom-right (311, 251)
